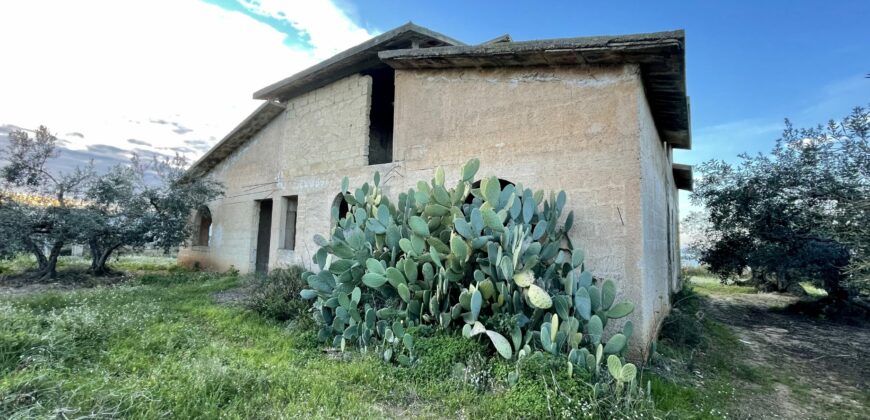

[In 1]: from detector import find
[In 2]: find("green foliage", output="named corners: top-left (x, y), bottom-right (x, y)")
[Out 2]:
top-left (246, 266), bottom-right (310, 322)
top-left (648, 281), bottom-right (774, 419)
top-left (0, 125), bottom-right (223, 279)
top-left (83, 155), bottom-right (223, 275)
top-left (690, 105), bottom-right (870, 298)
top-left (0, 273), bottom-right (411, 418)
top-left (408, 332), bottom-right (488, 382)
top-left (484, 350), bottom-right (653, 419)
top-left (659, 282), bottom-right (707, 349)
top-left (681, 264), bottom-right (711, 278)
top-left (300, 159), bottom-right (637, 384)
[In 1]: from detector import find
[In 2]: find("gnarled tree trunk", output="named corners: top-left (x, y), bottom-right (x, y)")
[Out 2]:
top-left (824, 271), bottom-right (853, 302)
top-left (39, 240), bottom-right (63, 280)
top-left (89, 239), bottom-right (122, 276)
top-left (22, 236), bottom-right (49, 272)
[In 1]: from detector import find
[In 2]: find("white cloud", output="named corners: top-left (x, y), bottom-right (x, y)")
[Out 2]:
top-left (238, 0), bottom-right (376, 59)
top-left (0, 0), bottom-right (375, 162)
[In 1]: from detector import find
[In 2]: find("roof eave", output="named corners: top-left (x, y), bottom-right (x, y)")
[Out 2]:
top-left (253, 22), bottom-right (464, 102)
top-left (673, 163), bottom-right (693, 191)
top-left (184, 101), bottom-right (286, 180)
top-left (379, 30), bottom-right (690, 149)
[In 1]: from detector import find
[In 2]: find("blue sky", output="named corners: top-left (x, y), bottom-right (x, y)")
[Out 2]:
top-left (345, 0), bottom-right (870, 165)
top-left (226, 0), bottom-right (870, 210)
top-left (1, 0), bottom-right (867, 211)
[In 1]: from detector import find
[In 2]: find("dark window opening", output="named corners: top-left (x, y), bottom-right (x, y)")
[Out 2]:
top-left (332, 193), bottom-right (350, 221)
top-left (195, 206), bottom-right (212, 246)
top-left (465, 178), bottom-right (515, 205)
top-left (365, 66), bottom-right (395, 165)
top-left (282, 196), bottom-right (298, 250)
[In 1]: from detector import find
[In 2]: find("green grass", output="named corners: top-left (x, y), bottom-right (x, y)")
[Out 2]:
top-left (688, 276), bottom-right (756, 296)
top-left (688, 275), bottom-right (829, 300)
top-left (0, 273), bottom-right (440, 418)
top-left (0, 270), bottom-right (657, 419)
top-left (649, 330), bottom-right (767, 420)
top-left (647, 284), bottom-right (772, 419)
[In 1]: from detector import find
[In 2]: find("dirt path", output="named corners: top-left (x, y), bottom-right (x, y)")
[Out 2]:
top-left (704, 292), bottom-right (870, 419)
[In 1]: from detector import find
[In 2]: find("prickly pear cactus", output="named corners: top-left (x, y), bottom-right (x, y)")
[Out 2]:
top-left (300, 159), bottom-right (635, 371)
top-left (527, 284), bottom-right (553, 309)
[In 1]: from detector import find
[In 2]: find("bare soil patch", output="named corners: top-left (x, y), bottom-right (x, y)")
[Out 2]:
top-left (0, 271), bottom-right (133, 297)
top-left (705, 292), bottom-right (870, 419)
top-left (212, 285), bottom-right (251, 306)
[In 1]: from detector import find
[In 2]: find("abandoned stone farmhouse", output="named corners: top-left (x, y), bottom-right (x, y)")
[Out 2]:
top-left (179, 23), bottom-right (692, 345)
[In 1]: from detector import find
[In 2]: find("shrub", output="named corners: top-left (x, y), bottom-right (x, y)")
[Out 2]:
top-left (137, 271), bottom-right (216, 286)
top-left (681, 265), bottom-right (710, 278)
top-left (247, 266), bottom-right (309, 322)
top-left (300, 159), bottom-right (642, 395)
top-left (659, 282), bottom-right (707, 348)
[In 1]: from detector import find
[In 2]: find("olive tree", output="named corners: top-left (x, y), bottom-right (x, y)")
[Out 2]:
top-left (0, 126), bottom-right (222, 278)
top-left (691, 105), bottom-right (869, 299)
top-left (84, 155), bottom-right (222, 275)
top-left (0, 126), bottom-right (95, 279)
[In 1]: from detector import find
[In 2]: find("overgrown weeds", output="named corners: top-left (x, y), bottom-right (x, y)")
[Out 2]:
top-left (647, 282), bottom-right (771, 418)
top-left (658, 282), bottom-right (707, 349)
top-left (246, 266), bottom-right (310, 322)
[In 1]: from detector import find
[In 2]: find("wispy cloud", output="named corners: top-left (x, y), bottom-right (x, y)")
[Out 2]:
top-left (0, 125), bottom-right (143, 175)
top-left (677, 118), bottom-right (783, 165)
top-left (0, 0), bottom-right (375, 167)
top-left (237, 0), bottom-right (377, 59)
top-left (797, 73), bottom-right (870, 123)
top-left (148, 119), bottom-right (194, 135)
top-left (675, 73), bottom-right (870, 215)
top-left (127, 139), bottom-right (152, 147)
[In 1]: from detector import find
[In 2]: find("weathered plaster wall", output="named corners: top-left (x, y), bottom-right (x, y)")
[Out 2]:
top-left (390, 64), bottom-right (661, 351)
top-left (179, 64), bottom-right (678, 353)
top-left (637, 86), bottom-right (681, 349)
top-left (177, 113), bottom-right (287, 272)
top-left (179, 74), bottom-right (375, 272)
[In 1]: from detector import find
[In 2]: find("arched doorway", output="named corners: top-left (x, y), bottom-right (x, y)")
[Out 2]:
top-left (465, 178), bottom-right (515, 205)
top-left (332, 193), bottom-right (350, 221)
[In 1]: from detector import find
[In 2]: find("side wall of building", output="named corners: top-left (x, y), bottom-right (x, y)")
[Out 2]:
top-left (391, 64), bottom-right (660, 348)
top-left (636, 85), bottom-right (681, 348)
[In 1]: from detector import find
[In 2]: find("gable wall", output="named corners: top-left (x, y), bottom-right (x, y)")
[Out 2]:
top-left (179, 74), bottom-right (374, 272)
top-left (179, 64), bottom-right (678, 355)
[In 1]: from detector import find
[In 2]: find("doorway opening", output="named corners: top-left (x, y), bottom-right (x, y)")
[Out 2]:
top-left (194, 205), bottom-right (212, 246)
top-left (255, 199), bottom-right (273, 274)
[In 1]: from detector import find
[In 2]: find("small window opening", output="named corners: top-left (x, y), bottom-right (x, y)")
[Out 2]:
top-left (332, 193), bottom-right (350, 222)
top-left (282, 196), bottom-right (298, 250)
top-left (365, 66), bottom-right (395, 165)
top-left (195, 206), bottom-right (212, 246)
